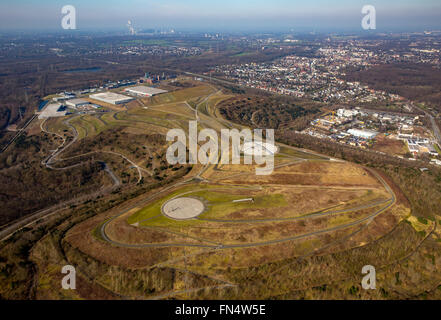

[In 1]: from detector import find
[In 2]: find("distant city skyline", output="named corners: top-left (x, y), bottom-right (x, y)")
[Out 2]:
top-left (0, 0), bottom-right (440, 32)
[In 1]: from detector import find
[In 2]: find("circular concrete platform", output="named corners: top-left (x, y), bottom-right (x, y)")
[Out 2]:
top-left (161, 197), bottom-right (205, 220)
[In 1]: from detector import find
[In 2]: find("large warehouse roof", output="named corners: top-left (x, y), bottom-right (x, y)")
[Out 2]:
top-left (66, 98), bottom-right (90, 107)
top-left (347, 129), bottom-right (379, 139)
top-left (124, 86), bottom-right (168, 97)
top-left (89, 92), bottom-right (134, 105)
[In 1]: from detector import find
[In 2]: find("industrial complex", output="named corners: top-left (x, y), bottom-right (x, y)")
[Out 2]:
top-left (35, 74), bottom-right (175, 127)
top-left (66, 98), bottom-right (90, 108)
top-left (303, 107), bottom-right (439, 161)
top-left (89, 92), bottom-right (135, 105)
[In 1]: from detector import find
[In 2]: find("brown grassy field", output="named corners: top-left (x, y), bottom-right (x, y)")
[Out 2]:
top-left (372, 134), bottom-right (409, 156)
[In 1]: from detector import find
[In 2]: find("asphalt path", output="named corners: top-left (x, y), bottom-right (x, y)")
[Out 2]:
top-left (0, 114), bottom-right (147, 241)
top-left (412, 104), bottom-right (441, 146)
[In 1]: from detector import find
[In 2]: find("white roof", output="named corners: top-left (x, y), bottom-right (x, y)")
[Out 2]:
top-left (125, 86), bottom-right (168, 95)
top-left (89, 92), bottom-right (133, 103)
top-left (348, 129), bottom-right (378, 137)
top-left (66, 98), bottom-right (89, 105)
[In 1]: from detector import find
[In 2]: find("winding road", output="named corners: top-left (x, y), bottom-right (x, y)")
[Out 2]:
top-left (0, 113), bottom-right (151, 241)
top-left (40, 115), bottom-right (145, 183)
top-left (2, 86), bottom-right (398, 256)
top-left (95, 85), bottom-right (398, 251)
top-left (99, 164), bottom-right (396, 250)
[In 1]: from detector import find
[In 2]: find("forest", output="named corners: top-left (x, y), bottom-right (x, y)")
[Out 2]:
top-left (346, 63), bottom-right (441, 109)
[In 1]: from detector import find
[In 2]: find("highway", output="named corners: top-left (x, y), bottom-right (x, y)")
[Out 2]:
top-left (0, 82), bottom-right (402, 302)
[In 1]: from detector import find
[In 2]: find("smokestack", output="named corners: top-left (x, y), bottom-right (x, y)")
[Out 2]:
top-left (127, 20), bottom-right (136, 35)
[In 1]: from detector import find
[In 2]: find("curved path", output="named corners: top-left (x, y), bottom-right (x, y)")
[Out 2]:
top-left (99, 160), bottom-right (396, 250)
top-left (41, 115), bottom-right (145, 183)
top-left (97, 87), bottom-right (398, 250)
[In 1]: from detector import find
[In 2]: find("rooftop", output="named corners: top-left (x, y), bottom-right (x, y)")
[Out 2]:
top-left (66, 98), bottom-right (89, 105)
top-left (124, 86), bottom-right (168, 96)
top-left (89, 92), bottom-right (134, 103)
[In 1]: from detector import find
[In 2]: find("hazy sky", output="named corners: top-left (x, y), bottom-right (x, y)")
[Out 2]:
top-left (0, 0), bottom-right (440, 32)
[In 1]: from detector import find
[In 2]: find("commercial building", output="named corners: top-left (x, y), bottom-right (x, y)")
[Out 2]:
top-left (337, 108), bottom-right (359, 118)
top-left (66, 98), bottom-right (90, 108)
top-left (347, 129), bottom-right (379, 139)
top-left (89, 92), bottom-right (134, 105)
top-left (124, 86), bottom-right (168, 97)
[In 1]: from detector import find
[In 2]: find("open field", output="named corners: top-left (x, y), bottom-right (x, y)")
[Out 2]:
top-left (1, 83), bottom-right (420, 300)
top-left (63, 97), bottom-right (407, 297)
top-left (50, 84), bottom-right (411, 299)
top-left (141, 85), bottom-right (217, 106)
top-left (372, 134), bottom-right (409, 156)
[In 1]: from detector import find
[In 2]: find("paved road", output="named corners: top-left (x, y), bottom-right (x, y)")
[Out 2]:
top-left (198, 198), bottom-right (391, 224)
top-left (413, 104), bottom-right (441, 146)
top-left (41, 115), bottom-right (145, 182)
top-left (95, 86), bottom-right (397, 250)
top-left (0, 182), bottom-right (116, 241)
top-left (429, 113), bottom-right (441, 145)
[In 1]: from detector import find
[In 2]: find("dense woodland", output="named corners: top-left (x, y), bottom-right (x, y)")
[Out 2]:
top-left (346, 63), bottom-right (441, 109)
top-left (219, 95), bottom-right (321, 130)
top-left (0, 132), bottom-right (107, 225)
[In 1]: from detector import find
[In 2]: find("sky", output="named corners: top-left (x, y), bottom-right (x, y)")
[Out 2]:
top-left (0, 0), bottom-right (440, 32)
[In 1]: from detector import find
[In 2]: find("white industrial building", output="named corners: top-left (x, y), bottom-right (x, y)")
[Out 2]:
top-left (337, 108), bottom-right (359, 118)
top-left (347, 129), bottom-right (379, 139)
top-left (124, 86), bottom-right (168, 97)
top-left (89, 92), bottom-right (134, 105)
top-left (66, 98), bottom-right (90, 108)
